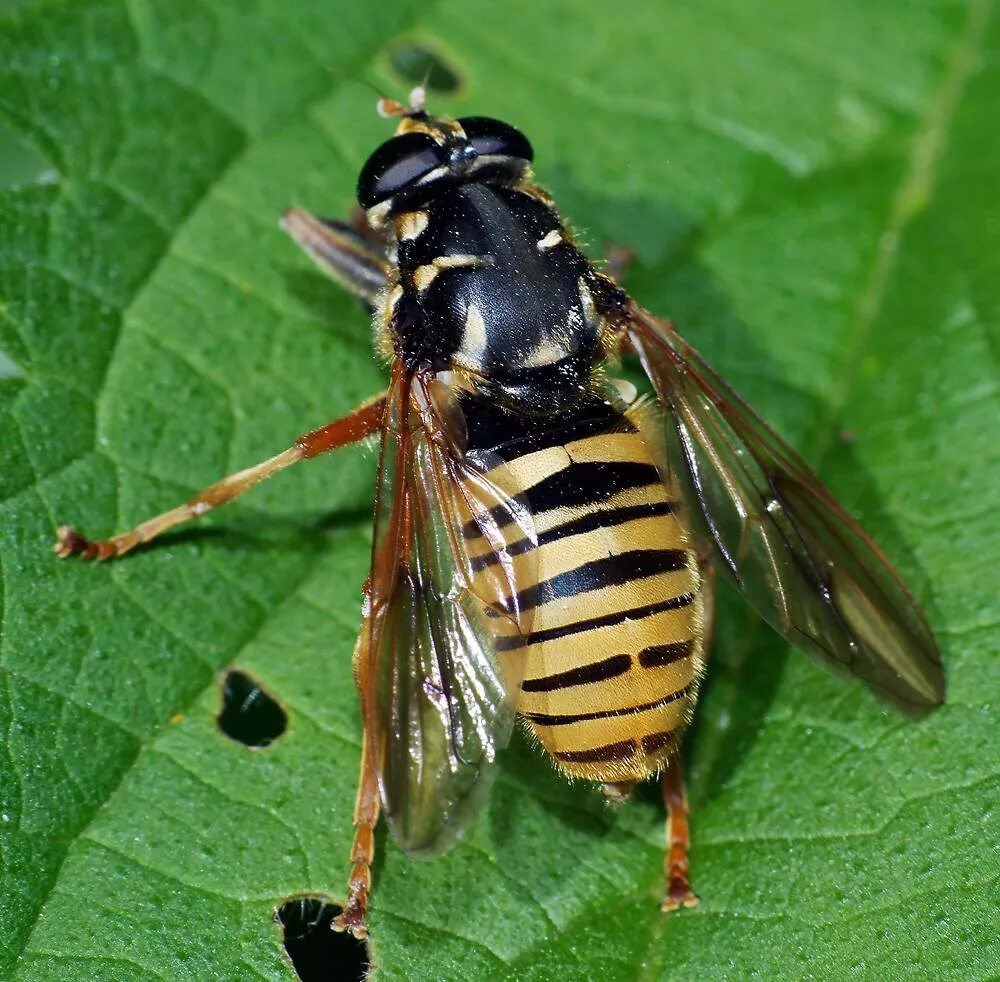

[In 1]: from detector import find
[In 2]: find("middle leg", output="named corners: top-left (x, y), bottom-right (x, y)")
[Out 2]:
top-left (55, 392), bottom-right (387, 560)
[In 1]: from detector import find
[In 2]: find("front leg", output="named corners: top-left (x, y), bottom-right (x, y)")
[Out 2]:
top-left (55, 392), bottom-right (386, 560)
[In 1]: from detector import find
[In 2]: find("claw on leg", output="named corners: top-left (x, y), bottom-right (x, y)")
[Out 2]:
top-left (332, 879), bottom-right (371, 940)
top-left (332, 823), bottom-right (375, 939)
top-left (54, 524), bottom-right (108, 560)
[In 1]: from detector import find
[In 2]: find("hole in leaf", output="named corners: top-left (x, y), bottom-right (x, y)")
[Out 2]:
top-left (389, 39), bottom-right (462, 94)
top-left (276, 897), bottom-right (368, 982)
top-left (217, 670), bottom-right (286, 747)
top-left (0, 121), bottom-right (54, 190)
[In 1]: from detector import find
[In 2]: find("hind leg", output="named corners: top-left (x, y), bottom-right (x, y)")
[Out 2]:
top-left (660, 752), bottom-right (699, 911)
top-left (661, 557), bottom-right (714, 911)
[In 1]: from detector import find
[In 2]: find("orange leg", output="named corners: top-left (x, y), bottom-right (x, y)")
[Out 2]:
top-left (660, 751), bottom-right (699, 912)
top-left (658, 553), bottom-right (712, 912)
top-left (54, 393), bottom-right (386, 560)
top-left (333, 727), bottom-right (382, 939)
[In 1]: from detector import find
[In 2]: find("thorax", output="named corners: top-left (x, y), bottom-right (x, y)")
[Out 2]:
top-left (386, 184), bottom-right (605, 409)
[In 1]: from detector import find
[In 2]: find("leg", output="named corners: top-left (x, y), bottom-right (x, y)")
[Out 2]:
top-left (282, 207), bottom-right (390, 308)
top-left (55, 392), bottom-right (386, 560)
top-left (658, 555), bottom-right (713, 912)
top-left (660, 751), bottom-right (699, 912)
top-left (333, 728), bottom-right (381, 939)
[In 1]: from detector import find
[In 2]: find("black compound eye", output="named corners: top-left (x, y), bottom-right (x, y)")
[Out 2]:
top-left (357, 132), bottom-right (447, 209)
top-left (457, 117), bottom-right (534, 162)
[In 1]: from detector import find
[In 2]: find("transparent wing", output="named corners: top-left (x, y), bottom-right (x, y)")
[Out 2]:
top-left (626, 305), bottom-right (943, 710)
top-left (355, 365), bottom-right (536, 856)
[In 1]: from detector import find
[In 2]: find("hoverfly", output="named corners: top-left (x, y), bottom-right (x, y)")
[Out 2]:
top-left (55, 87), bottom-right (944, 939)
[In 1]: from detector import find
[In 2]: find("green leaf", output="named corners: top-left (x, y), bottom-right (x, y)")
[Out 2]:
top-left (1, 1), bottom-right (997, 978)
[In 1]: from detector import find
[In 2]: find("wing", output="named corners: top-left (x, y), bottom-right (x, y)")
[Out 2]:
top-left (355, 364), bottom-right (536, 856)
top-left (625, 305), bottom-right (943, 710)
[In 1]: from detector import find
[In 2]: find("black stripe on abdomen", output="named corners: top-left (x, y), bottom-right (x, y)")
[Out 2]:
top-left (638, 640), bottom-right (694, 668)
top-left (640, 729), bottom-right (679, 755)
top-left (510, 548), bottom-right (687, 612)
top-left (524, 683), bottom-right (692, 726)
top-left (521, 653), bottom-right (632, 693)
top-left (463, 395), bottom-right (635, 462)
top-left (470, 500), bottom-right (675, 571)
top-left (495, 593), bottom-right (697, 651)
top-left (462, 460), bottom-right (662, 538)
top-left (525, 460), bottom-right (661, 513)
top-left (552, 729), bottom-right (681, 765)
top-left (554, 739), bottom-right (635, 765)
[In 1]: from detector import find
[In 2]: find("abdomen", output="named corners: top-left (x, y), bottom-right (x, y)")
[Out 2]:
top-left (462, 395), bottom-right (706, 783)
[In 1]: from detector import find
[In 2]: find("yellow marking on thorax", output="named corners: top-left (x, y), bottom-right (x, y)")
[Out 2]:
top-left (397, 210), bottom-right (429, 241)
top-left (385, 284), bottom-right (403, 309)
top-left (462, 305), bottom-right (488, 362)
top-left (537, 229), bottom-right (562, 251)
top-left (413, 254), bottom-right (484, 292)
top-left (519, 340), bottom-right (565, 368)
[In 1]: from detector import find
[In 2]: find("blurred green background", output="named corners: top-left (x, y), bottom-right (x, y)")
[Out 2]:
top-left (0, 0), bottom-right (49, 191)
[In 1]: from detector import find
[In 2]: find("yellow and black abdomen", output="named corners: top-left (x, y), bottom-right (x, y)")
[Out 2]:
top-left (462, 395), bottom-right (706, 783)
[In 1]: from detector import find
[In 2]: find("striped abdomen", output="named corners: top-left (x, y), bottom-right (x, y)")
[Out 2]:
top-left (462, 396), bottom-right (706, 783)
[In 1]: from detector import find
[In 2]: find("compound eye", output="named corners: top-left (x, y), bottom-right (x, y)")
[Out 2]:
top-left (457, 117), bottom-right (534, 162)
top-left (357, 132), bottom-right (447, 208)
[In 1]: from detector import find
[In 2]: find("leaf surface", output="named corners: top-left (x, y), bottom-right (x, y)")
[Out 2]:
top-left (1, 1), bottom-right (997, 978)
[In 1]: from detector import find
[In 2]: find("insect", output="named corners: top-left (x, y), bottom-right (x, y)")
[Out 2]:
top-left (55, 87), bottom-right (944, 939)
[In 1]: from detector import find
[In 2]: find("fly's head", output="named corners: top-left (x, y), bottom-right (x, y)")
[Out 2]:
top-left (357, 88), bottom-right (535, 230)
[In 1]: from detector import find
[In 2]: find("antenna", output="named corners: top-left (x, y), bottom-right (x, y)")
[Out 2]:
top-left (377, 85), bottom-right (427, 119)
